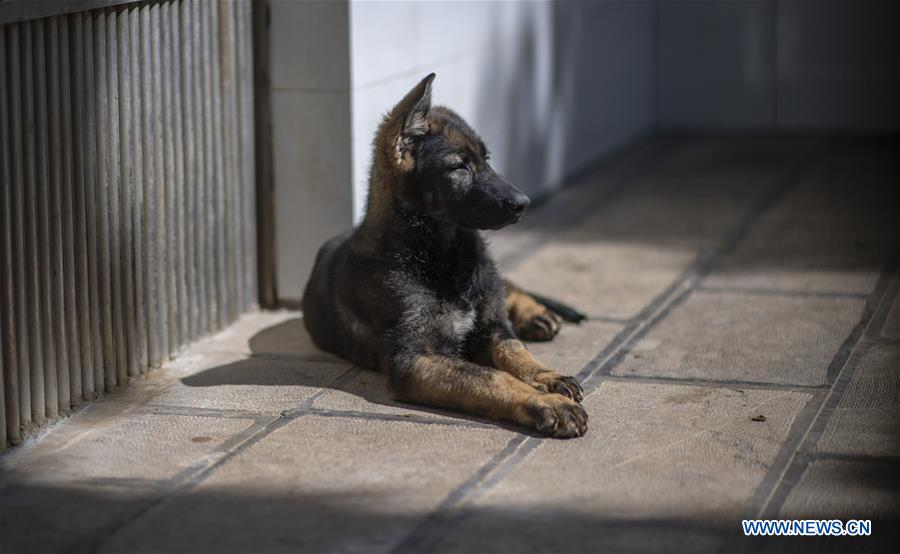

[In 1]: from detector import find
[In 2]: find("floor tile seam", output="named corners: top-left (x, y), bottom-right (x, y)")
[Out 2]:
top-left (739, 262), bottom-right (898, 532)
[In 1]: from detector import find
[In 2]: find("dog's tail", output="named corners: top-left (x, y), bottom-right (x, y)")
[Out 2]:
top-left (527, 290), bottom-right (587, 323)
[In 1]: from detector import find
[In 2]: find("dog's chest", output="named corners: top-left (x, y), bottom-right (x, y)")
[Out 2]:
top-left (449, 306), bottom-right (477, 339)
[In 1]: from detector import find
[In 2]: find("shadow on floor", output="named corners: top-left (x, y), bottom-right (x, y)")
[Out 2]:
top-left (178, 317), bottom-right (351, 389)
top-left (2, 478), bottom-right (898, 554)
top-left (180, 317), bottom-right (548, 434)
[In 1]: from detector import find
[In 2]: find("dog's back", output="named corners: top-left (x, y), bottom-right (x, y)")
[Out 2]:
top-left (302, 230), bottom-right (351, 358)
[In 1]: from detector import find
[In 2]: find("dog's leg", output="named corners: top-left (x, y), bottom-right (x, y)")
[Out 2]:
top-left (503, 279), bottom-right (564, 341)
top-left (391, 355), bottom-right (587, 438)
top-left (490, 333), bottom-right (583, 402)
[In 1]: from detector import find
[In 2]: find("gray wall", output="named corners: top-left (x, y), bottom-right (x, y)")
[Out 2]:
top-left (658, 0), bottom-right (900, 130)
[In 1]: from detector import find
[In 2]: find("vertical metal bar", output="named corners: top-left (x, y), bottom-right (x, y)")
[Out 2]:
top-left (93, 10), bottom-right (115, 392)
top-left (160, 1), bottom-right (178, 355)
top-left (234, 0), bottom-right (247, 313)
top-left (201, 0), bottom-right (218, 331)
top-left (9, 24), bottom-right (33, 429)
top-left (33, 18), bottom-right (60, 419)
top-left (0, 25), bottom-right (23, 445)
top-left (129, 6), bottom-right (147, 373)
top-left (193, 0), bottom-right (203, 332)
top-left (106, 8), bottom-right (126, 386)
top-left (117, 7), bottom-right (137, 378)
top-left (222, 0), bottom-right (240, 320)
top-left (140, 3), bottom-right (160, 369)
top-left (218, 0), bottom-right (236, 322)
top-left (0, 306), bottom-right (5, 450)
top-left (172, 1), bottom-right (189, 349)
top-left (0, 312), bottom-right (5, 450)
top-left (252, 0), bottom-right (273, 308)
top-left (181, 0), bottom-right (199, 342)
top-left (240, 0), bottom-right (257, 310)
top-left (22, 22), bottom-right (48, 423)
top-left (192, 2), bottom-right (212, 335)
top-left (209, 1), bottom-right (228, 330)
top-left (58, 15), bottom-right (83, 407)
top-left (151, 3), bottom-right (170, 360)
top-left (46, 16), bottom-right (71, 413)
top-left (70, 14), bottom-right (95, 400)
top-left (83, 14), bottom-right (105, 395)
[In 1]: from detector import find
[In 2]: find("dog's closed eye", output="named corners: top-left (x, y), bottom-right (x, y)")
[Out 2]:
top-left (443, 155), bottom-right (469, 172)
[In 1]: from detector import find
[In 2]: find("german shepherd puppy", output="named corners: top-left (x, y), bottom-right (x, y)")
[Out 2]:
top-left (304, 74), bottom-right (588, 438)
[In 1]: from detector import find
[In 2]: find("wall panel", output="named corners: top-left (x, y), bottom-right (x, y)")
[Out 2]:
top-left (0, 0), bottom-right (257, 450)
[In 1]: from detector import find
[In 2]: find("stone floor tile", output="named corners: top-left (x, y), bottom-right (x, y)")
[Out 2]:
top-left (505, 240), bottom-right (696, 321)
top-left (780, 460), bottom-right (900, 521)
top-left (151, 352), bottom-right (351, 414)
top-left (0, 481), bottom-right (158, 554)
top-left (576, 171), bottom-right (764, 249)
top-left (186, 310), bottom-right (339, 361)
top-left (614, 290), bottom-right (865, 386)
top-left (485, 228), bottom-right (542, 267)
top-left (651, 135), bottom-right (817, 182)
top-left (818, 344), bottom-right (900, 458)
top-left (753, 458), bottom-right (900, 554)
top-left (881, 288), bottom-right (900, 340)
top-left (706, 142), bottom-right (898, 295)
top-left (426, 381), bottom-right (811, 553)
top-left (488, 135), bottom-right (674, 269)
top-left (704, 218), bottom-right (887, 295)
top-left (99, 416), bottom-right (517, 554)
top-left (526, 320), bottom-right (623, 373)
top-left (430, 511), bottom-right (725, 554)
top-left (503, 161), bottom-right (778, 321)
top-left (311, 368), bottom-right (464, 421)
top-left (764, 138), bottom-right (900, 230)
top-left (1, 409), bottom-right (254, 482)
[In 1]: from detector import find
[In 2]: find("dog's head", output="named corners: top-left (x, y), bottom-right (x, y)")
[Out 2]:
top-left (375, 73), bottom-right (530, 230)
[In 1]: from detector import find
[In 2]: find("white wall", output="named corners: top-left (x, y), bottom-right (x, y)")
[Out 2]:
top-left (349, 0), bottom-right (656, 222)
top-left (269, 0), bottom-right (353, 301)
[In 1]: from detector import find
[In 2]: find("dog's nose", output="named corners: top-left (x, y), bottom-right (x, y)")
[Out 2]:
top-left (507, 192), bottom-right (530, 215)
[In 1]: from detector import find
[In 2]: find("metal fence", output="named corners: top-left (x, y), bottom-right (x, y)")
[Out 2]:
top-left (0, 0), bottom-right (257, 450)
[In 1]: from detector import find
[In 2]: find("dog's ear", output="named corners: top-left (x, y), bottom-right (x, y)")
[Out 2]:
top-left (387, 73), bottom-right (435, 170)
top-left (398, 72), bottom-right (434, 138)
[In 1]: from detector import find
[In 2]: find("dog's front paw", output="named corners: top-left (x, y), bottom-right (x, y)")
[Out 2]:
top-left (514, 309), bottom-right (562, 341)
top-left (533, 371), bottom-right (584, 403)
top-left (524, 394), bottom-right (588, 438)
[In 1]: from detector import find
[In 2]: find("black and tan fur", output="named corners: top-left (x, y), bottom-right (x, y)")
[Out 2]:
top-left (303, 74), bottom-right (588, 437)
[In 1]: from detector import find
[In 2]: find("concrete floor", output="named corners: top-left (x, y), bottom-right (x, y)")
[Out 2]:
top-left (2, 135), bottom-right (899, 553)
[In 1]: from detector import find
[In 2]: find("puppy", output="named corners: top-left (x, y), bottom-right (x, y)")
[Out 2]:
top-left (303, 74), bottom-right (587, 437)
